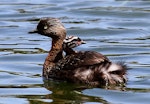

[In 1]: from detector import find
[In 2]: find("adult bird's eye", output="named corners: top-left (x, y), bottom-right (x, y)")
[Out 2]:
top-left (44, 25), bottom-right (48, 30)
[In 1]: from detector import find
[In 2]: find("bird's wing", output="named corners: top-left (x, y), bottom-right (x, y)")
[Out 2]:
top-left (55, 51), bottom-right (110, 70)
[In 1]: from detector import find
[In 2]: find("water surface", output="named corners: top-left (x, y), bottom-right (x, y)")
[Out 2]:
top-left (0, 0), bottom-right (150, 104)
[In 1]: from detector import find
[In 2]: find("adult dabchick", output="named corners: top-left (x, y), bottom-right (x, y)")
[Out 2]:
top-left (29, 17), bottom-right (127, 86)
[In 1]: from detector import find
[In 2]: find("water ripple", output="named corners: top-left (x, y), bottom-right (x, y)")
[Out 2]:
top-left (0, 0), bottom-right (150, 104)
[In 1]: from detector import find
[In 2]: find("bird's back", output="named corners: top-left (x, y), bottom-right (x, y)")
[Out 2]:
top-left (50, 51), bottom-right (127, 86)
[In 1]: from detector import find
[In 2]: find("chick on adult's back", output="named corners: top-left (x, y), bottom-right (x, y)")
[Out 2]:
top-left (29, 17), bottom-right (127, 86)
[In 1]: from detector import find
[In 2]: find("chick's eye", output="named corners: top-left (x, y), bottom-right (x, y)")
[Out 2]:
top-left (44, 25), bottom-right (48, 30)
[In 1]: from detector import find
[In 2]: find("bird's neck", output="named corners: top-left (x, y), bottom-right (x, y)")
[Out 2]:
top-left (64, 47), bottom-right (76, 55)
top-left (43, 37), bottom-right (64, 77)
top-left (45, 38), bottom-right (63, 64)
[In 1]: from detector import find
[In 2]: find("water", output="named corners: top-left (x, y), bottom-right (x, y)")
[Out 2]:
top-left (0, 0), bottom-right (150, 104)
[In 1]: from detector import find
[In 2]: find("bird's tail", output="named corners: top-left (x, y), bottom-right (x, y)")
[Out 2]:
top-left (100, 62), bottom-right (127, 85)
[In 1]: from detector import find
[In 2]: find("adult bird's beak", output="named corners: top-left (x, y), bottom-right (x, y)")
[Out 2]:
top-left (28, 29), bottom-right (38, 34)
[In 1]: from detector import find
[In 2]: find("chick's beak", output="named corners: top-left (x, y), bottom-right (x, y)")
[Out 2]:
top-left (77, 40), bottom-right (86, 46)
top-left (81, 40), bottom-right (86, 44)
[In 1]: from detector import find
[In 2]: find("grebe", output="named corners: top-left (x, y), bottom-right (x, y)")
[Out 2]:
top-left (29, 17), bottom-right (127, 86)
top-left (63, 36), bottom-right (86, 55)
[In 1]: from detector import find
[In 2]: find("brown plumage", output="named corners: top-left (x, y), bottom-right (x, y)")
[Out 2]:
top-left (29, 17), bottom-right (127, 86)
